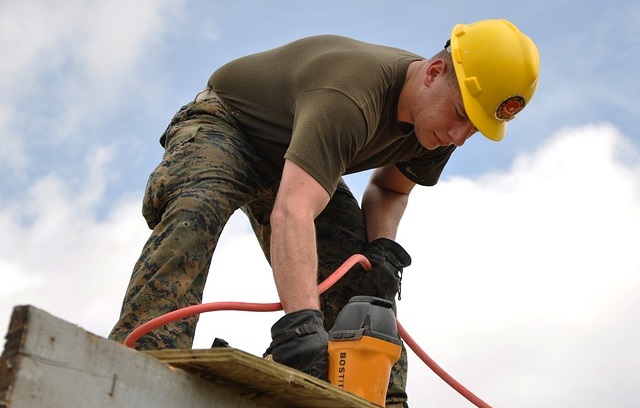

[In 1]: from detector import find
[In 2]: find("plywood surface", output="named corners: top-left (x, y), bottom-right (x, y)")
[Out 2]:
top-left (146, 348), bottom-right (380, 408)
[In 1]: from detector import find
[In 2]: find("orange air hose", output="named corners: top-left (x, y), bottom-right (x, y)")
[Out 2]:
top-left (123, 254), bottom-right (370, 347)
top-left (124, 254), bottom-right (492, 408)
top-left (397, 321), bottom-right (492, 408)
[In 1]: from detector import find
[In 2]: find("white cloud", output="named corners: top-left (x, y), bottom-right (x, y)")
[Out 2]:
top-left (0, 259), bottom-right (41, 299)
top-left (1, 123), bottom-right (638, 407)
top-left (398, 123), bottom-right (640, 407)
top-left (0, 166), bottom-right (150, 337)
top-left (1, 0), bottom-right (180, 93)
top-left (0, 0), bottom-right (183, 169)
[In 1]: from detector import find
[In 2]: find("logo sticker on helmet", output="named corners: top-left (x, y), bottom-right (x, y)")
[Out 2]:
top-left (495, 96), bottom-right (526, 121)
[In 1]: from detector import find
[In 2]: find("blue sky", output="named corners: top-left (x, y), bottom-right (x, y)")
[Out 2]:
top-left (1, 1), bottom-right (639, 407)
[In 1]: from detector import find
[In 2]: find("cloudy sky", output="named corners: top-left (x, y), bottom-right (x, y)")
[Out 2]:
top-left (1, 1), bottom-right (639, 407)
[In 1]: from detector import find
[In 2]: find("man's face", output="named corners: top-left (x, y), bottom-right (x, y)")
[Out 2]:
top-left (411, 63), bottom-right (477, 150)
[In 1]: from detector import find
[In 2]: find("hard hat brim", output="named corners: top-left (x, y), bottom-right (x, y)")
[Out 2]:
top-left (459, 90), bottom-right (507, 142)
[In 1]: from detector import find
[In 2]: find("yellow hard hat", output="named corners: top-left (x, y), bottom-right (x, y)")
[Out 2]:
top-left (448, 19), bottom-right (540, 141)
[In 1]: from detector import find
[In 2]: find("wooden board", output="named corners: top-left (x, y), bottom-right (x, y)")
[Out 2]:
top-left (145, 348), bottom-right (380, 408)
top-left (0, 305), bottom-right (260, 408)
top-left (0, 305), bottom-right (379, 408)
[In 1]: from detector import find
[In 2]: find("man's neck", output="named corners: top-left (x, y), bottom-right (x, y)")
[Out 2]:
top-left (397, 59), bottom-right (428, 124)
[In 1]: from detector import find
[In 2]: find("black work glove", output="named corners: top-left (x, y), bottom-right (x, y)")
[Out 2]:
top-left (348, 238), bottom-right (412, 300)
top-left (263, 309), bottom-right (328, 381)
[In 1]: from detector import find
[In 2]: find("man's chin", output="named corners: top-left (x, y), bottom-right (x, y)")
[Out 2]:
top-left (417, 133), bottom-right (442, 150)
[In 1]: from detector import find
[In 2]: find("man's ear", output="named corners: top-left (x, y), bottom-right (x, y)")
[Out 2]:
top-left (424, 58), bottom-right (446, 86)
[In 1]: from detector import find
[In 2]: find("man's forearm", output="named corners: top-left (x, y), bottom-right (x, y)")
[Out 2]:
top-left (361, 182), bottom-right (409, 241)
top-left (270, 212), bottom-right (320, 313)
top-left (268, 159), bottom-right (333, 313)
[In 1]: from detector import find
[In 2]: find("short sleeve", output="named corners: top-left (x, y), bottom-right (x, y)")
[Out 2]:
top-left (285, 90), bottom-right (368, 195)
top-left (395, 145), bottom-right (456, 186)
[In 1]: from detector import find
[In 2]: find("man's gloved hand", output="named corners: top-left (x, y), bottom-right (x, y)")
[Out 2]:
top-left (348, 238), bottom-right (412, 300)
top-left (263, 309), bottom-right (328, 381)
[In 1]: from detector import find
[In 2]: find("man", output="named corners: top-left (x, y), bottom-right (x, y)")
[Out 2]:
top-left (109, 19), bottom-right (539, 407)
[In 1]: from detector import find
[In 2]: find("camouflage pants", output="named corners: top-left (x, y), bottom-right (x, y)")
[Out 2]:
top-left (108, 96), bottom-right (408, 404)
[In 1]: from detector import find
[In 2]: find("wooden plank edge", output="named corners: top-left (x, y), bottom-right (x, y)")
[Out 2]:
top-left (1, 306), bottom-right (265, 408)
top-left (0, 305), bottom-right (30, 408)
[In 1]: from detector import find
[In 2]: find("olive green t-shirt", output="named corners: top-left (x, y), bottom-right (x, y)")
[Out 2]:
top-left (209, 35), bottom-right (455, 195)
